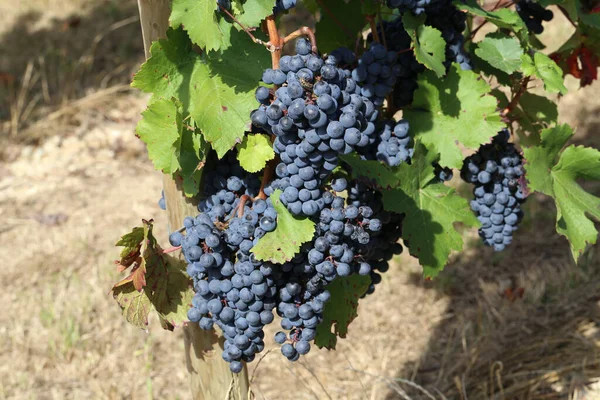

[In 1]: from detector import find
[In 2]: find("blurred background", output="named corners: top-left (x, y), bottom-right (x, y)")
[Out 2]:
top-left (1, 0), bottom-right (600, 399)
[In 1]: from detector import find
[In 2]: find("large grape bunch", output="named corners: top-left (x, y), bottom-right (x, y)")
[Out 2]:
top-left (251, 38), bottom-right (379, 217)
top-left (460, 130), bottom-right (527, 251)
top-left (168, 151), bottom-right (406, 370)
top-left (516, 0), bottom-right (554, 34)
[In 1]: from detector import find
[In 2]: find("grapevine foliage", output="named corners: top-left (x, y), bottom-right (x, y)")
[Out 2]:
top-left (113, 0), bottom-right (600, 374)
top-left (112, 220), bottom-right (194, 330)
top-left (523, 125), bottom-right (600, 261)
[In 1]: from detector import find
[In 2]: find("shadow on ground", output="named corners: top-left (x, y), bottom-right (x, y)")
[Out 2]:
top-left (0, 0), bottom-right (143, 138)
top-left (385, 168), bottom-right (600, 398)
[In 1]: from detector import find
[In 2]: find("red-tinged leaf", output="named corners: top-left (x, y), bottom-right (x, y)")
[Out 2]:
top-left (112, 284), bottom-right (152, 329)
top-left (112, 220), bottom-right (194, 330)
top-left (553, 45), bottom-right (599, 87)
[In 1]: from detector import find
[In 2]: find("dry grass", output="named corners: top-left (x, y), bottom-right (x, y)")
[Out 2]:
top-left (0, 0), bottom-right (144, 142)
top-left (1, 1), bottom-right (600, 400)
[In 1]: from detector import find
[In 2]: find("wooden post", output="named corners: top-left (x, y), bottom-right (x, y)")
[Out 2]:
top-left (136, 1), bottom-right (250, 398)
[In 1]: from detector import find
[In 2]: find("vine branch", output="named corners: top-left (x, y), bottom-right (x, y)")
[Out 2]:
top-left (558, 5), bottom-right (577, 28)
top-left (162, 246), bottom-right (182, 254)
top-left (503, 76), bottom-right (530, 117)
top-left (219, 5), bottom-right (279, 52)
top-left (256, 158), bottom-right (277, 200)
top-left (378, 12), bottom-right (387, 50)
top-left (283, 27), bottom-right (318, 53)
top-left (266, 15), bottom-right (283, 67)
top-left (254, 16), bottom-right (283, 201)
top-left (366, 15), bottom-right (381, 43)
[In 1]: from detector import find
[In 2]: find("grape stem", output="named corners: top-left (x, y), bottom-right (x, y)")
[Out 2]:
top-left (558, 5), bottom-right (577, 28)
top-left (256, 158), bottom-right (277, 200)
top-left (378, 12), bottom-right (388, 50)
top-left (236, 194), bottom-right (252, 217)
top-left (467, 0), bottom-right (515, 42)
top-left (467, 20), bottom-right (488, 42)
top-left (218, 5), bottom-right (279, 52)
top-left (366, 15), bottom-right (381, 44)
top-left (162, 246), bottom-right (182, 254)
top-left (254, 17), bottom-right (283, 201)
top-left (503, 76), bottom-right (530, 118)
top-left (283, 27), bottom-right (318, 54)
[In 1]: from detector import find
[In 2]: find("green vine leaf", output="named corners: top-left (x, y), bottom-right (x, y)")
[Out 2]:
top-left (237, 134), bottom-right (275, 173)
top-left (456, 0), bottom-right (526, 32)
top-left (131, 28), bottom-right (202, 111)
top-left (403, 65), bottom-right (504, 169)
top-left (340, 153), bottom-right (399, 190)
top-left (522, 52), bottom-right (568, 95)
top-left (513, 92), bottom-right (558, 145)
top-left (112, 220), bottom-right (194, 330)
top-left (252, 190), bottom-right (316, 264)
top-left (177, 126), bottom-right (207, 197)
top-left (475, 35), bottom-right (523, 74)
top-left (132, 28), bottom-right (268, 159)
top-left (315, 275), bottom-right (371, 349)
top-left (382, 143), bottom-right (479, 278)
top-left (523, 124), bottom-right (600, 261)
top-left (112, 287), bottom-right (153, 330)
top-left (170, 0), bottom-right (230, 52)
top-left (236, 0), bottom-right (274, 27)
top-left (315, 0), bottom-right (365, 53)
top-left (190, 30), bottom-right (270, 157)
top-left (136, 98), bottom-right (183, 175)
top-left (403, 14), bottom-right (446, 77)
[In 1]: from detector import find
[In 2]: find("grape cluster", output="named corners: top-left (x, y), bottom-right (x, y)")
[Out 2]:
top-left (372, 120), bottom-right (413, 166)
top-left (460, 130), bottom-right (527, 251)
top-left (252, 38), bottom-right (379, 217)
top-left (424, 0), bottom-right (473, 70)
top-left (516, 0), bottom-right (554, 34)
top-left (385, 0), bottom-right (472, 72)
top-left (351, 43), bottom-right (401, 107)
top-left (346, 180), bottom-right (404, 294)
top-left (168, 154), bottom-right (280, 373)
top-left (270, 177), bottom-right (404, 359)
top-left (374, 17), bottom-right (424, 108)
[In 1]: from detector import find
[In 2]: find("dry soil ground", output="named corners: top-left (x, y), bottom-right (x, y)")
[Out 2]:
top-left (1, 1), bottom-right (600, 400)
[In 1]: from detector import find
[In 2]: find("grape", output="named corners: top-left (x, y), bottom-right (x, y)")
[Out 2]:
top-left (158, 190), bottom-right (166, 210)
top-left (460, 129), bottom-right (527, 251)
top-left (169, 231), bottom-right (183, 247)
